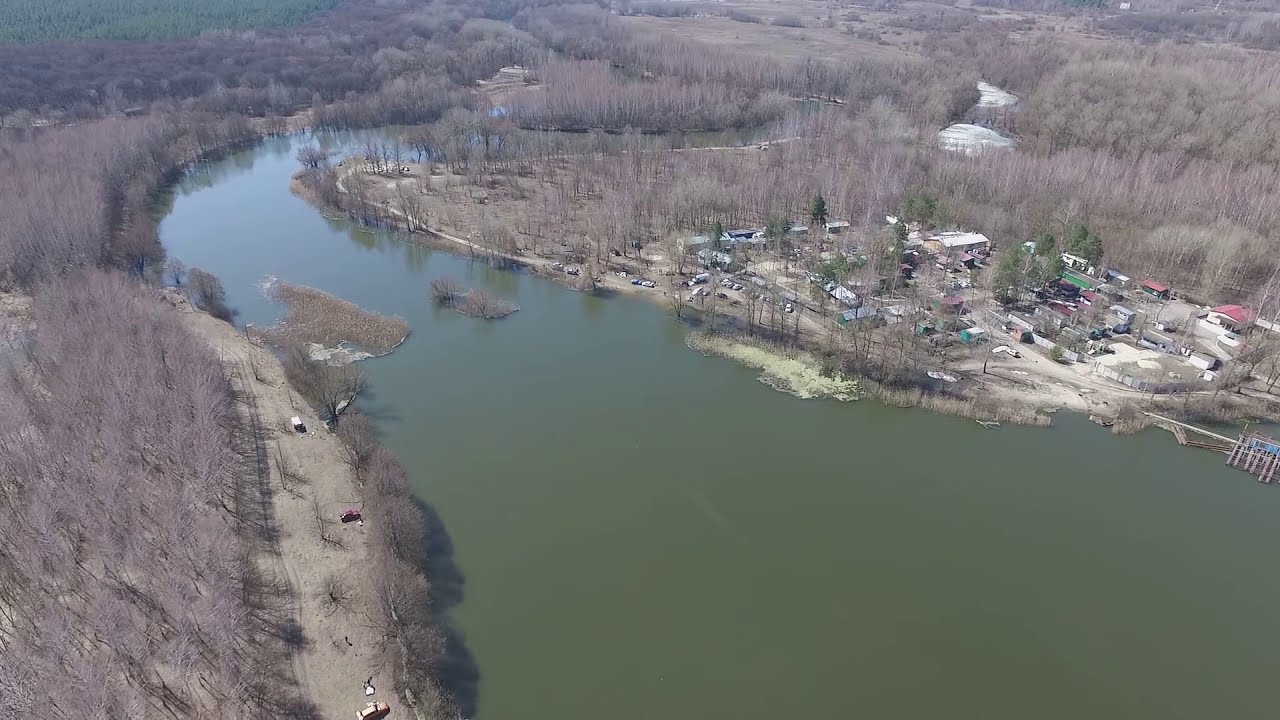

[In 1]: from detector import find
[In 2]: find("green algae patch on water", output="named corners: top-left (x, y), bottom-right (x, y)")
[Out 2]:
top-left (687, 333), bottom-right (860, 401)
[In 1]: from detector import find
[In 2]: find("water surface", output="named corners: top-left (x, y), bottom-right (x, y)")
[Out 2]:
top-left (161, 133), bottom-right (1280, 720)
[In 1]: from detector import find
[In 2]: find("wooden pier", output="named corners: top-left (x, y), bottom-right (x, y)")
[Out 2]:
top-left (1144, 412), bottom-right (1235, 453)
top-left (1141, 413), bottom-right (1280, 482)
top-left (1227, 432), bottom-right (1280, 484)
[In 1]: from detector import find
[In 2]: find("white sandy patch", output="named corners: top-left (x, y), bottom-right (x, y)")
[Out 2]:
top-left (307, 342), bottom-right (374, 365)
top-left (938, 123), bottom-right (1016, 155)
top-left (976, 81), bottom-right (1018, 108)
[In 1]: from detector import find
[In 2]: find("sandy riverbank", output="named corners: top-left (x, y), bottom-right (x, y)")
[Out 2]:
top-left (174, 291), bottom-right (384, 720)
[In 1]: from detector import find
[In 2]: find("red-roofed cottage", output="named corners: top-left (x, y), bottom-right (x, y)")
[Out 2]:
top-left (1208, 304), bottom-right (1254, 332)
top-left (1141, 280), bottom-right (1171, 300)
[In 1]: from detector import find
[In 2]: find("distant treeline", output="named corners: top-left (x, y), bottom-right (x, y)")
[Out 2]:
top-left (0, 0), bottom-right (341, 43)
top-left (0, 0), bottom-right (583, 120)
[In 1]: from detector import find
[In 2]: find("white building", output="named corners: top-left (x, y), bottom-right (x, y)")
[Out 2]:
top-left (925, 231), bottom-right (990, 254)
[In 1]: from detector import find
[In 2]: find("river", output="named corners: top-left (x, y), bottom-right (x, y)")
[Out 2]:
top-left (160, 133), bottom-right (1280, 720)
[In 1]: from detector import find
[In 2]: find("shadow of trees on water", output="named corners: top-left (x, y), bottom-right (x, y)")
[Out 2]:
top-left (416, 498), bottom-right (481, 718)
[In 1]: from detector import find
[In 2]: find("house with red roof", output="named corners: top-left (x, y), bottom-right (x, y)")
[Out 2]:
top-left (1208, 304), bottom-right (1254, 332)
top-left (1140, 280), bottom-right (1171, 300)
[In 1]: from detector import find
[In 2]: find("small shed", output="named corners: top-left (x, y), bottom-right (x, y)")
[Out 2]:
top-left (825, 220), bottom-right (851, 234)
top-left (830, 285), bottom-right (860, 307)
top-left (1141, 280), bottom-right (1171, 300)
top-left (1104, 269), bottom-right (1131, 287)
top-left (681, 235), bottom-right (717, 253)
top-left (935, 295), bottom-right (966, 314)
top-left (1061, 270), bottom-right (1095, 290)
top-left (1188, 353), bottom-right (1219, 371)
top-left (960, 327), bottom-right (987, 343)
top-left (1110, 305), bottom-right (1137, 322)
top-left (837, 306), bottom-right (879, 326)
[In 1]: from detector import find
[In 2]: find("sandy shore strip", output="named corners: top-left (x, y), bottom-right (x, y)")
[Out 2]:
top-left (175, 292), bottom-right (382, 720)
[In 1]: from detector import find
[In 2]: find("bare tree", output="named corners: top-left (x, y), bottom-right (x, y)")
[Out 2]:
top-left (429, 277), bottom-right (465, 305)
top-left (337, 412), bottom-right (378, 483)
top-left (187, 267), bottom-right (233, 322)
top-left (296, 145), bottom-right (331, 169)
top-left (312, 496), bottom-right (341, 547)
top-left (318, 573), bottom-right (353, 616)
top-left (284, 348), bottom-right (367, 427)
top-left (164, 257), bottom-right (187, 287)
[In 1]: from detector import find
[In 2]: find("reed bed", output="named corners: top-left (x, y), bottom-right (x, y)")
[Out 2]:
top-left (267, 281), bottom-right (410, 355)
top-left (868, 382), bottom-right (1053, 427)
top-left (687, 332), bottom-right (861, 401)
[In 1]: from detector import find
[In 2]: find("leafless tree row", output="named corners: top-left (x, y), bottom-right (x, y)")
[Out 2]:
top-left (508, 60), bottom-right (789, 133)
top-left (0, 113), bottom-right (256, 289)
top-left (347, 443), bottom-right (460, 719)
top-left (516, 4), bottom-right (978, 128)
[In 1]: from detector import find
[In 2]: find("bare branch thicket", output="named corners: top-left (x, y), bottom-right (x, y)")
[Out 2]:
top-left (311, 495), bottom-right (343, 548)
top-left (336, 412), bottom-right (378, 484)
top-left (317, 573), bottom-right (353, 616)
top-left (284, 349), bottom-right (367, 428)
top-left (296, 145), bottom-right (331, 170)
top-left (429, 277), bottom-right (465, 306)
top-left (187, 268), bottom-right (234, 323)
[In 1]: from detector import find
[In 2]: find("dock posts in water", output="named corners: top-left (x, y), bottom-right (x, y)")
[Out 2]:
top-left (1227, 432), bottom-right (1280, 484)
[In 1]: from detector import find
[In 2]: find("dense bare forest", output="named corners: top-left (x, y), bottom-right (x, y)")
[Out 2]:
top-left (0, 273), bottom-right (288, 718)
top-left (0, 0), bottom-right (341, 43)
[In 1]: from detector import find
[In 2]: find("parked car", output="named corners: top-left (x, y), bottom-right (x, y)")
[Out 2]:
top-left (631, 278), bottom-right (643, 285)
top-left (641, 280), bottom-right (656, 288)
top-left (732, 283), bottom-right (744, 291)
top-left (716, 292), bottom-right (729, 299)
top-left (785, 303), bottom-right (794, 313)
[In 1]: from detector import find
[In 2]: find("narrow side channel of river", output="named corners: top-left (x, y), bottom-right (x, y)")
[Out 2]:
top-left (160, 133), bottom-right (1280, 720)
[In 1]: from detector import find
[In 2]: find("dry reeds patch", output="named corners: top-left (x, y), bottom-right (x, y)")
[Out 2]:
top-left (267, 282), bottom-right (409, 355)
top-left (868, 382), bottom-right (1053, 427)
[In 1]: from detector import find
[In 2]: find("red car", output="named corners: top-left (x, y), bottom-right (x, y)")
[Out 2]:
top-left (340, 509), bottom-right (362, 523)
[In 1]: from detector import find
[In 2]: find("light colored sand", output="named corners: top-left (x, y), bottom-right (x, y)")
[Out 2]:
top-left (976, 81), bottom-right (1018, 108)
top-left (177, 293), bottom-right (384, 720)
top-left (937, 123), bottom-right (1017, 154)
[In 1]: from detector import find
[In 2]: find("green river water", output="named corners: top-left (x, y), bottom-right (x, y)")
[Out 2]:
top-left (160, 133), bottom-right (1280, 719)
